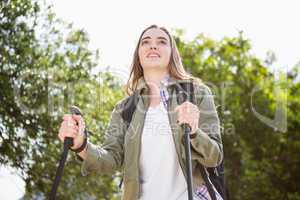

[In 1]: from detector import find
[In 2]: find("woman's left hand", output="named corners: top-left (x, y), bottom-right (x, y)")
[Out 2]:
top-left (175, 101), bottom-right (200, 134)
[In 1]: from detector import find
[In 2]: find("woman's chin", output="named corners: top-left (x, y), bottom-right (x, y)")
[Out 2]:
top-left (143, 65), bottom-right (166, 71)
top-left (143, 61), bottom-right (167, 69)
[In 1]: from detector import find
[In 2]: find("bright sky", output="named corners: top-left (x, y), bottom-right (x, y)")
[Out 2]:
top-left (0, 167), bottom-right (25, 200)
top-left (1, 0), bottom-right (299, 199)
top-left (50, 0), bottom-right (299, 81)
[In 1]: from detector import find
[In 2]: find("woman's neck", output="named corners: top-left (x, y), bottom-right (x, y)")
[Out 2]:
top-left (143, 70), bottom-right (169, 106)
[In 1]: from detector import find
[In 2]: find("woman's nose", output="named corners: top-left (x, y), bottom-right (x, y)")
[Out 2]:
top-left (150, 43), bottom-right (157, 50)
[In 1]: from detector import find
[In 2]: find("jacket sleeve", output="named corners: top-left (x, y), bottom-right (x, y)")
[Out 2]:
top-left (190, 83), bottom-right (223, 168)
top-left (81, 102), bottom-right (126, 176)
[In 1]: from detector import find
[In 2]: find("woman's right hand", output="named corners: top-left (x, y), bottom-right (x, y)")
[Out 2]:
top-left (58, 114), bottom-right (86, 150)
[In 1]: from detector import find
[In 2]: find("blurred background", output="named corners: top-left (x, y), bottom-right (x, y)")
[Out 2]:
top-left (0, 0), bottom-right (299, 199)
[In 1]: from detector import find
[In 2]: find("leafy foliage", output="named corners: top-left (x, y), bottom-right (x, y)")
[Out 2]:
top-left (1, 0), bottom-right (123, 199)
top-left (174, 29), bottom-right (300, 200)
top-left (1, 1), bottom-right (299, 199)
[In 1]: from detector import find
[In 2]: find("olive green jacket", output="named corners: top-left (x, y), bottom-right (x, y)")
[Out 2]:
top-left (81, 77), bottom-right (223, 200)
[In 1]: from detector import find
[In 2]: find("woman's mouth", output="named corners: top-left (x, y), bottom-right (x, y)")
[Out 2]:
top-left (147, 52), bottom-right (160, 58)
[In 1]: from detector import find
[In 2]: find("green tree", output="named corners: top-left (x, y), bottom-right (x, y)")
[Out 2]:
top-left (1, 0), bottom-right (124, 199)
top-left (1, 0), bottom-right (299, 199)
top-left (174, 30), bottom-right (300, 200)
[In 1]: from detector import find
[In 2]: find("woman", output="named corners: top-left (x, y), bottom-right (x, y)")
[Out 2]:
top-left (58, 24), bottom-right (223, 200)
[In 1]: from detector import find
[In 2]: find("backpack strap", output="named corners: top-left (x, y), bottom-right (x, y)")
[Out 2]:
top-left (121, 91), bottom-right (139, 129)
top-left (174, 81), bottom-right (195, 105)
top-left (199, 164), bottom-right (218, 200)
top-left (174, 81), bottom-right (218, 200)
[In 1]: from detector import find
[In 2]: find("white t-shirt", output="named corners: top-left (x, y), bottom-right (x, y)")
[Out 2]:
top-left (139, 101), bottom-right (189, 200)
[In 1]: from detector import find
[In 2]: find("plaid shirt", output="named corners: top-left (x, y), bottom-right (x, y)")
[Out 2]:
top-left (159, 74), bottom-right (170, 110)
top-left (194, 185), bottom-right (223, 200)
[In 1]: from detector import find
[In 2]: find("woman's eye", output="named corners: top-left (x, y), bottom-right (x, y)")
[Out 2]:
top-left (141, 40), bottom-right (149, 45)
top-left (159, 40), bottom-right (167, 45)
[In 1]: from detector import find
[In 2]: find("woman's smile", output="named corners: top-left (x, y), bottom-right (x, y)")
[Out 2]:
top-left (147, 51), bottom-right (160, 58)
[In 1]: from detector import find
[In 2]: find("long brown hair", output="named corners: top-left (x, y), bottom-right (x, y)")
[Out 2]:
top-left (124, 24), bottom-right (199, 96)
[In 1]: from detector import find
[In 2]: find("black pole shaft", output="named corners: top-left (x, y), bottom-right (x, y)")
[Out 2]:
top-left (50, 106), bottom-right (81, 199)
top-left (183, 124), bottom-right (194, 200)
top-left (49, 137), bottom-right (73, 200)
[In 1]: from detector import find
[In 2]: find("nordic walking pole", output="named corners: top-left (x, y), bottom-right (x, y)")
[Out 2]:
top-left (182, 121), bottom-right (194, 200)
top-left (176, 86), bottom-right (194, 200)
top-left (49, 106), bottom-right (82, 200)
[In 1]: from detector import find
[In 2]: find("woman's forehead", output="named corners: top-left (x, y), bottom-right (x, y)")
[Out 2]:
top-left (141, 28), bottom-right (170, 41)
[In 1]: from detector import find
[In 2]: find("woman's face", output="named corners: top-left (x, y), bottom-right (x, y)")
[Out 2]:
top-left (138, 28), bottom-right (171, 71)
